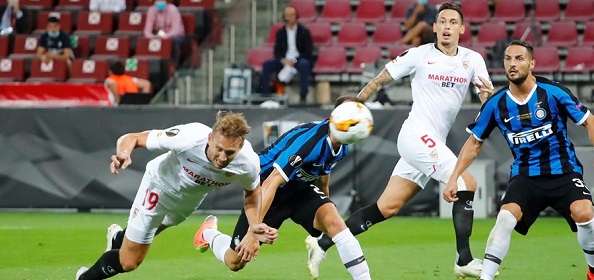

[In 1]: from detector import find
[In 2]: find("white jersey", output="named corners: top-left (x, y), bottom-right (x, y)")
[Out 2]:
top-left (144, 122), bottom-right (260, 202)
top-left (385, 43), bottom-right (490, 139)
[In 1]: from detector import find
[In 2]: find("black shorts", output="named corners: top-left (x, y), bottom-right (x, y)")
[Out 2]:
top-left (230, 182), bottom-right (333, 250)
top-left (501, 172), bottom-right (592, 235)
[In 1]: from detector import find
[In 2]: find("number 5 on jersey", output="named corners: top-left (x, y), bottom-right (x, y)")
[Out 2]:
top-left (421, 134), bottom-right (436, 148)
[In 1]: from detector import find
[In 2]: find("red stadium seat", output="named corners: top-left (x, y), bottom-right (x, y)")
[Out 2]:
top-left (580, 21), bottom-right (594, 46)
top-left (74, 11), bottom-right (115, 35)
top-left (471, 46), bottom-right (488, 61)
top-left (115, 12), bottom-right (146, 35)
top-left (135, 0), bottom-right (154, 11)
top-left (20, 0), bottom-right (54, 10)
top-left (458, 27), bottom-right (472, 47)
top-left (134, 37), bottom-right (172, 59)
top-left (68, 59), bottom-right (109, 84)
top-left (388, 44), bottom-right (411, 59)
top-left (475, 21), bottom-right (508, 48)
top-left (313, 46), bottom-right (347, 73)
top-left (512, 21), bottom-right (541, 43)
top-left (492, 0), bottom-right (525, 23)
top-left (124, 58), bottom-right (150, 79)
top-left (72, 35), bottom-right (91, 59)
top-left (34, 11), bottom-right (73, 35)
top-left (0, 36), bottom-right (8, 58)
top-left (178, 0), bottom-right (212, 11)
top-left (353, 0), bottom-right (386, 24)
top-left (532, 47), bottom-right (559, 73)
top-left (91, 36), bottom-right (131, 60)
top-left (546, 20), bottom-right (578, 47)
top-left (561, 46), bottom-right (594, 73)
top-left (181, 13), bottom-right (196, 35)
top-left (389, 0), bottom-right (416, 23)
top-left (246, 45), bottom-right (273, 72)
top-left (9, 35), bottom-right (39, 59)
top-left (307, 21), bottom-right (333, 47)
top-left (289, 0), bottom-right (317, 23)
top-left (27, 59), bottom-right (69, 82)
top-left (461, 0), bottom-right (490, 23)
top-left (429, 0), bottom-right (452, 5)
top-left (55, 0), bottom-right (89, 10)
top-left (369, 21), bottom-right (403, 48)
top-left (335, 22), bottom-right (368, 48)
top-left (0, 58), bottom-right (25, 82)
top-left (318, 0), bottom-right (352, 23)
top-left (563, 0), bottom-right (594, 22)
top-left (266, 23), bottom-right (284, 46)
top-left (533, 0), bottom-right (560, 22)
top-left (346, 46), bottom-right (382, 73)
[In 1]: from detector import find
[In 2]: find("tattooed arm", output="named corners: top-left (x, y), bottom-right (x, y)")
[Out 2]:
top-left (356, 68), bottom-right (394, 102)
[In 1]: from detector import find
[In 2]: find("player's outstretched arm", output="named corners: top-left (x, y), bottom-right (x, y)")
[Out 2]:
top-left (357, 68), bottom-right (393, 102)
top-left (443, 135), bottom-right (483, 202)
top-left (109, 131), bottom-right (149, 174)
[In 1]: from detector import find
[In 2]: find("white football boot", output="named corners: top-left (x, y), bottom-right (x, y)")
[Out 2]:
top-left (105, 224), bottom-right (123, 252)
top-left (305, 235), bottom-right (326, 279)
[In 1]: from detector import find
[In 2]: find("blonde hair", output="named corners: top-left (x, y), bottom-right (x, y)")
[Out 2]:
top-left (212, 111), bottom-right (251, 140)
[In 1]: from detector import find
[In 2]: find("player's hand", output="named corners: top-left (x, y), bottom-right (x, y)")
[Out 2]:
top-left (235, 232), bottom-right (261, 262)
top-left (442, 177), bottom-right (459, 203)
top-left (475, 76), bottom-right (494, 100)
top-left (110, 152), bottom-right (131, 174)
top-left (249, 223), bottom-right (278, 244)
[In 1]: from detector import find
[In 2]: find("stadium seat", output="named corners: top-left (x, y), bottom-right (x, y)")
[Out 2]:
top-left (458, 27), bottom-right (472, 47)
top-left (0, 58), bottom-right (25, 82)
top-left (246, 45), bottom-right (273, 72)
top-left (346, 46), bottom-right (382, 74)
top-left (563, 0), bottom-right (594, 22)
top-left (512, 21), bottom-right (541, 43)
top-left (580, 21), bottom-right (594, 46)
top-left (266, 23), bottom-right (284, 46)
top-left (74, 11), bottom-right (115, 35)
top-left (369, 21), bottom-right (403, 48)
top-left (546, 20), bottom-right (578, 47)
top-left (135, 0), bottom-right (153, 11)
top-left (134, 37), bottom-right (172, 59)
top-left (531, 46), bottom-right (559, 73)
top-left (72, 35), bottom-right (91, 59)
top-left (178, 0), bottom-right (212, 11)
top-left (115, 12), bottom-right (146, 35)
top-left (335, 22), bottom-right (368, 48)
top-left (9, 35), bottom-right (39, 59)
top-left (561, 46), bottom-right (594, 73)
top-left (460, 0), bottom-right (490, 23)
top-left (0, 36), bottom-right (8, 58)
top-left (27, 59), bottom-right (69, 82)
top-left (68, 59), bottom-right (109, 84)
top-left (388, 44), bottom-right (411, 58)
top-left (533, 0), bottom-right (560, 22)
top-left (312, 46), bottom-right (347, 74)
top-left (471, 46), bottom-right (488, 61)
top-left (124, 58), bottom-right (149, 79)
top-left (34, 11), bottom-right (73, 35)
top-left (429, 0), bottom-right (452, 5)
top-left (389, 0), bottom-right (416, 23)
top-left (289, 0), bottom-right (317, 23)
top-left (318, 0), bottom-right (352, 23)
top-left (20, 0), bottom-right (54, 10)
top-left (55, 0), bottom-right (89, 10)
top-left (307, 21), bottom-right (333, 47)
top-left (492, 0), bottom-right (525, 23)
top-left (475, 21), bottom-right (508, 48)
top-left (353, 0), bottom-right (386, 24)
top-left (181, 13), bottom-right (196, 35)
top-left (91, 36), bottom-right (131, 60)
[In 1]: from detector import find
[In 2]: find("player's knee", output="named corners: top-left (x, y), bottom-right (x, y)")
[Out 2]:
top-left (571, 206), bottom-right (594, 223)
top-left (377, 199), bottom-right (403, 217)
top-left (463, 176), bottom-right (477, 192)
top-left (227, 261), bottom-right (247, 272)
top-left (120, 258), bottom-right (142, 272)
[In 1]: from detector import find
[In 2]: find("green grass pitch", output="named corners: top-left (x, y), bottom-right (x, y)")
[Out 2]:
top-left (0, 212), bottom-right (587, 279)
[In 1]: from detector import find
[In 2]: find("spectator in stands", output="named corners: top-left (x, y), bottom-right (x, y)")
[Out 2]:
top-left (89, 0), bottom-right (126, 13)
top-left (105, 61), bottom-right (152, 104)
top-left (0, 0), bottom-right (30, 35)
top-left (143, 0), bottom-right (185, 67)
top-left (259, 6), bottom-right (313, 104)
top-left (36, 16), bottom-right (73, 69)
top-left (401, 0), bottom-right (437, 46)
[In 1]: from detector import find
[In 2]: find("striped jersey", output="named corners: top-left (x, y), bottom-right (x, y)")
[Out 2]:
top-left (259, 120), bottom-right (348, 189)
top-left (468, 76), bottom-right (590, 177)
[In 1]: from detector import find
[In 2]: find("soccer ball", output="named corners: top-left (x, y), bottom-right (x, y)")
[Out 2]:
top-left (329, 102), bottom-right (373, 145)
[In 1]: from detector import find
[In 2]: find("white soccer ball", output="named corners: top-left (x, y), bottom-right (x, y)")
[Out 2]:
top-left (329, 102), bottom-right (374, 145)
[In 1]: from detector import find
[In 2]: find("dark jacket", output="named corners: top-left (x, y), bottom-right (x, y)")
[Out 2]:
top-left (273, 23), bottom-right (313, 61)
top-left (0, 5), bottom-right (30, 34)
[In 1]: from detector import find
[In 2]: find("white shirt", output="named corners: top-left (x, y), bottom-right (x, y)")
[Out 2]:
top-left (385, 43), bottom-right (490, 139)
top-left (285, 25), bottom-right (299, 59)
top-left (144, 122), bottom-right (260, 201)
top-left (89, 0), bottom-right (126, 13)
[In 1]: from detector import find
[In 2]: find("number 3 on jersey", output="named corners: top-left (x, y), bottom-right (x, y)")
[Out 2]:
top-left (142, 188), bottom-right (159, 210)
top-left (421, 134), bottom-right (436, 148)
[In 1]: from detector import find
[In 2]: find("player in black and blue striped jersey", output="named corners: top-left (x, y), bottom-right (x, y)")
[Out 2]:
top-left (443, 40), bottom-right (594, 280)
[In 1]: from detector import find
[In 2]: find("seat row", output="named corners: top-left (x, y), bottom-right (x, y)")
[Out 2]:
top-left (19, 0), bottom-right (212, 11)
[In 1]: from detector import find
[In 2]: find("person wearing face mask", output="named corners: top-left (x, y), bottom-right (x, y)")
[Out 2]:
top-left (36, 16), bottom-right (73, 69)
top-left (143, 0), bottom-right (185, 67)
top-left (401, 0), bottom-right (437, 46)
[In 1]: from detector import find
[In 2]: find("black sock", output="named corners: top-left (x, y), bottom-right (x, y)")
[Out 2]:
top-left (79, 249), bottom-right (125, 280)
top-left (453, 191), bottom-right (475, 266)
top-left (112, 228), bottom-right (126, 250)
top-left (318, 202), bottom-right (386, 251)
top-left (589, 265), bottom-right (594, 274)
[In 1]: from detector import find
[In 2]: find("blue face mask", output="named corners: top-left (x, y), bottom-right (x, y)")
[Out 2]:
top-left (48, 31), bottom-right (60, 38)
top-left (417, 0), bottom-right (428, 4)
top-left (155, 2), bottom-right (166, 11)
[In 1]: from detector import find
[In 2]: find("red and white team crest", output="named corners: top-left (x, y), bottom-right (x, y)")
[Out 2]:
top-left (462, 60), bottom-right (470, 70)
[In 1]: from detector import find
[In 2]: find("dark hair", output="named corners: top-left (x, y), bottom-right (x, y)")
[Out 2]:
top-left (109, 61), bottom-right (126, 75)
top-left (507, 39), bottom-right (534, 58)
top-left (437, 2), bottom-right (464, 23)
top-left (48, 16), bottom-right (60, 24)
top-left (334, 95), bottom-right (364, 108)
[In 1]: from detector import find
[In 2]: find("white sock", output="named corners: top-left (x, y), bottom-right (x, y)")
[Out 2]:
top-left (332, 228), bottom-right (371, 280)
top-left (481, 209), bottom-right (516, 280)
top-left (576, 217), bottom-right (594, 267)
top-left (203, 228), bottom-right (231, 264)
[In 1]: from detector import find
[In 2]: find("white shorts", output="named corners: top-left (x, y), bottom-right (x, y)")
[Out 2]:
top-left (125, 172), bottom-right (208, 244)
top-left (392, 124), bottom-right (457, 189)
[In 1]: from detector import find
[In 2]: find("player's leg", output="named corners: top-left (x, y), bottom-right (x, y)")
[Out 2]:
top-left (480, 203), bottom-right (521, 280)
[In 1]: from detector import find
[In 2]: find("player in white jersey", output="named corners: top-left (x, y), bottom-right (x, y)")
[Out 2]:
top-left (76, 112), bottom-right (278, 280)
top-left (305, 3), bottom-right (495, 279)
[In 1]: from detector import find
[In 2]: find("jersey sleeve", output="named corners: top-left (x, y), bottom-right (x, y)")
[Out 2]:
top-left (145, 123), bottom-right (209, 154)
top-left (384, 46), bottom-right (418, 80)
top-left (554, 89), bottom-right (590, 125)
top-left (470, 51), bottom-right (492, 94)
top-left (467, 100), bottom-right (498, 141)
